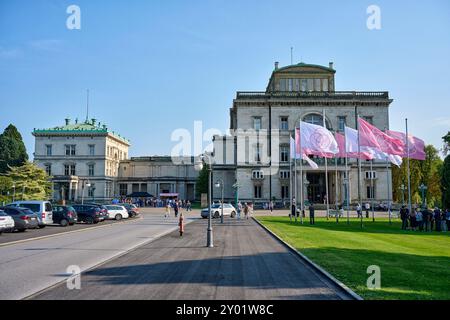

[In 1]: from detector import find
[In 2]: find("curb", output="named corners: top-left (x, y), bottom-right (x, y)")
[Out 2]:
top-left (23, 219), bottom-right (193, 300)
top-left (252, 217), bottom-right (363, 301)
top-left (0, 215), bottom-right (144, 248)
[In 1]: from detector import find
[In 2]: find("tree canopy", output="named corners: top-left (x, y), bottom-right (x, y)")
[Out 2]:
top-left (0, 124), bottom-right (28, 173)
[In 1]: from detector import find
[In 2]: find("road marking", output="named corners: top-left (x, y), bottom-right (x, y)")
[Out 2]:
top-left (0, 216), bottom-right (144, 248)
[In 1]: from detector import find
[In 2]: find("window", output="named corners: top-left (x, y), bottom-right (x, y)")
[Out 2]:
top-left (279, 170), bottom-right (290, 179)
top-left (365, 171), bottom-right (377, 179)
top-left (288, 79), bottom-right (293, 91)
top-left (363, 116), bottom-right (373, 125)
top-left (254, 185), bottom-right (262, 199)
top-left (64, 164), bottom-right (76, 176)
top-left (89, 145), bottom-right (95, 156)
top-left (304, 114), bottom-right (325, 127)
top-left (294, 79), bottom-right (300, 91)
top-left (45, 164), bottom-right (52, 176)
top-left (88, 164), bottom-right (95, 176)
top-left (252, 170), bottom-right (264, 179)
top-left (338, 116), bottom-right (346, 132)
top-left (254, 144), bottom-right (262, 162)
top-left (119, 184), bottom-right (128, 196)
top-left (366, 186), bottom-right (375, 199)
top-left (322, 78), bottom-right (329, 91)
top-left (46, 145), bottom-right (52, 156)
top-left (281, 185), bottom-right (289, 199)
top-left (65, 145), bottom-right (76, 156)
top-left (280, 117), bottom-right (289, 130)
top-left (314, 78), bottom-right (321, 91)
top-left (253, 117), bottom-right (262, 130)
top-left (88, 184), bottom-right (95, 197)
top-left (307, 79), bottom-right (314, 91)
top-left (300, 79), bottom-right (307, 92)
top-left (279, 79), bottom-right (287, 91)
top-left (280, 146), bottom-right (289, 162)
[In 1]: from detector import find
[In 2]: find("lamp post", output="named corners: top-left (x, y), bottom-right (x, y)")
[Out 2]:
top-left (12, 183), bottom-right (16, 202)
top-left (343, 177), bottom-right (350, 224)
top-left (195, 154), bottom-right (213, 248)
top-left (303, 179), bottom-right (309, 221)
top-left (215, 179), bottom-right (224, 224)
top-left (81, 181), bottom-right (91, 205)
top-left (419, 183), bottom-right (428, 208)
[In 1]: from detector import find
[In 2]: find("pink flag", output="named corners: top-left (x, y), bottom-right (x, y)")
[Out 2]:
top-left (387, 130), bottom-right (426, 161)
top-left (358, 118), bottom-right (405, 156)
top-left (342, 127), bottom-right (374, 160)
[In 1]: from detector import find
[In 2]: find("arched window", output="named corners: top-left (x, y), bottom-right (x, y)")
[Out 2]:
top-left (302, 114), bottom-right (332, 130)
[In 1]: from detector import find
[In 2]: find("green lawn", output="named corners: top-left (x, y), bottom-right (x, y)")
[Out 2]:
top-left (257, 216), bottom-right (450, 300)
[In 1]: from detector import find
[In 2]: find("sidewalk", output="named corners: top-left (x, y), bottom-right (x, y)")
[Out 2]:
top-left (32, 217), bottom-right (352, 300)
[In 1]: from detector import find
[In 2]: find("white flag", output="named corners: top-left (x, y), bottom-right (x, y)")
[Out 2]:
top-left (300, 121), bottom-right (339, 155)
top-left (290, 136), bottom-right (318, 169)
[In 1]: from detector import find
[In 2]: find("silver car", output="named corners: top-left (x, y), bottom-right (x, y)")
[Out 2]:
top-left (201, 203), bottom-right (237, 219)
top-left (8, 201), bottom-right (53, 227)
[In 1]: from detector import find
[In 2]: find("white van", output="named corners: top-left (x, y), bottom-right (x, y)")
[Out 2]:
top-left (8, 201), bottom-right (53, 227)
top-left (104, 205), bottom-right (129, 220)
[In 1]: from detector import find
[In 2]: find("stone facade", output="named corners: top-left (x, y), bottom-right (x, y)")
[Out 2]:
top-left (212, 62), bottom-right (394, 206)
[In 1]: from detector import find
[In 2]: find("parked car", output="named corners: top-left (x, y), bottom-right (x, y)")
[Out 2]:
top-left (0, 206), bottom-right (39, 232)
top-left (83, 203), bottom-right (108, 221)
top-left (200, 203), bottom-right (237, 219)
top-left (52, 205), bottom-right (78, 226)
top-left (71, 204), bottom-right (102, 224)
top-left (104, 205), bottom-right (129, 220)
top-left (7, 201), bottom-right (53, 227)
top-left (118, 203), bottom-right (139, 217)
top-left (0, 210), bottom-right (15, 234)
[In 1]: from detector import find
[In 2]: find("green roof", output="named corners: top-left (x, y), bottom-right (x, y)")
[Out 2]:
top-left (33, 119), bottom-right (130, 144)
top-left (275, 62), bottom-right (335, 73)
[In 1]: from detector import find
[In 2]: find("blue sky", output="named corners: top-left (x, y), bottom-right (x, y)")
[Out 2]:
top-left (1, 0), bottom-right (449, 158)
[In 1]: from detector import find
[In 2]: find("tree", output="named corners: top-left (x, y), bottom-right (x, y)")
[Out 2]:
top-left (4, 162), bottom-right (52, 201)
top-left (195, 163), bottom-right (209, 198)
top-left (0, 124), bottom-right (28, 173)
top-left (0, 176), bottom-right (13, 204)
top-left (419, 145), bottom-right (443, 207)
top-left (443, 131), bottom-right (450, 156)
top-left (442, 156), bottom-right (450, 210)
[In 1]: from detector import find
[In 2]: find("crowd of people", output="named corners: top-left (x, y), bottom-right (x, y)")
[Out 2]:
top-left (399, 206), bottom-right (450, 232)
top-left (118, 197), bottom-right (192, 210)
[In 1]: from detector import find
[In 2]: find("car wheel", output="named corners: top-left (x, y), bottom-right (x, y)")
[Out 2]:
top-left (231, 211), bottom-right (236, 218)
top-left (115, 214), bottom-right (122, 221)
top-left (18, 228), bottom-right (26, 232)
top-left (60, 219), bottom-right (68, 227)
top-left (38, 225), bottom-right (46, 229)
top-left (0, 231), bottom-right (2, 235)
top-left (85, 217), bottom-right (94, 224)
top-left (214, 211), bottom-right (220, 218)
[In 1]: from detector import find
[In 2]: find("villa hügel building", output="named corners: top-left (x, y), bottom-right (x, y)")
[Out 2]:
top-left (211, 62), bottom-right (393, 206)
top-left (33, 119), bottom-right (198, 202)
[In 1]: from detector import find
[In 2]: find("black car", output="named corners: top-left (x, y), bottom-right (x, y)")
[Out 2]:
top-left (118, 203), bottom-right (139, 218)
top-left (52, 205), bottom-right (78, 226)
top-left (71, 204), bottom-right (101, 224)
top-left (0, 206), bottom-right (39, 232)
top-left (83, 203), bottom-right (108, 221)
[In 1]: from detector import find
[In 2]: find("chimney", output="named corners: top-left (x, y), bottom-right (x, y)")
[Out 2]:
top-left (65, 118), bottom-right (70, 125)
top-left (329, 61), bottom-right (334, 69)
top-left (274, 61), bottom-right (279, 70)
top-left (91, 118), bottom-right (96, 125)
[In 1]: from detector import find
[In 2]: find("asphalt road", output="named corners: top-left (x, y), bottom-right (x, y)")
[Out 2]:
top-left (32, 217), bottom-right (354, 300)
top-left (0, 211), bottom-right (194, 300)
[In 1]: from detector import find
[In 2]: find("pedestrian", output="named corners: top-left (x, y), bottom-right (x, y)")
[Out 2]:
top-left (356, 203), bottom-right (362, 219)
top-left (186, 200), bottom-right (192, 211)
top-left (291, 199), bottom-right (296, 220)
top-left (365, 202), bottom-right (370, 218)
top-left (416, 208), bottom-right (423, 231)
top-left (178, 212), bottom-right (184, 236)
top-left (237, 202), bottom-right (242, 219)
top-left (422, 207), bottom-right (430, 232)
top-left (309, 203), bottom-right (315, 225)
top-left (244, 203), bottom-right (249, 220)
top-left (400, 205), bottom-right (409, 230)
top-left (434, 207), bottom-right (442, 232)
top-left (269, 200), bottom-right (274, 214)
top-left (409, 207), bottom-right (417, 231)
top-left (174, 200), bottom-right (179, 218)
top-left (165, 202), bottom-right (171, 218)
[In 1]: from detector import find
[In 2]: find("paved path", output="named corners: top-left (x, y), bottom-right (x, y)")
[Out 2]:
top-left (32, 217), bottom-right (353, 300)
top-left (0, 212), bottom-right (194, 300)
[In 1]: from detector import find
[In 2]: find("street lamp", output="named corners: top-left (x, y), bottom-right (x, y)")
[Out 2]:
top-left (303, 179), bottom-right (309, 222)
top-left (81, 180), bottom-right (91, 205)
top-left (343, 177), bottom-right (350, 225)
top-left (195, 154), bottom-right (213, 248)
top-left (12, 183), bottom-right (16, 202)
top-left (419, 183), bottom-right (428, 208)
top-left (215, 179), bottom-right (224, 224)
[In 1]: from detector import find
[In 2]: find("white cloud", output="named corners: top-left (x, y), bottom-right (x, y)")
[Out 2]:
top-left (0, 47), bottom-right (23, 59)
top-left (28, 39), bottom-right (63, 51)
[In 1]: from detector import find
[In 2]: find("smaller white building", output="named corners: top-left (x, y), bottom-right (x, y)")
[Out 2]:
top-left (33, 118), bottom-right (130, 202)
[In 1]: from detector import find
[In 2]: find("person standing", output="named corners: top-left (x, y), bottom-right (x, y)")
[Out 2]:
top-left (416, 208), bottom-right (423, 231)
top-left (434, 207), bottom-right (442, 232)
top-left (365, 202), bottom-right (370, 219)
top-left (178, 212), bottom-right (184, 236)
top-left (445, 208), bottom-right (450, 232)
top-left (309, 204), bottom-right (315, 225)
top-left (244, 203), bottom-right (249, 220)
top-left (400, 205), bottom-right (409, 230)
top-left (165, 202), bottom-right (171, 218)
top-left (269, 200), bottom-right (274, 214)
top-left (356, 203), bottom-right (362, 219)
top-left (174, 200), bottom-right (179, 218)
top-left (186, 200), bottom-right (192, 212)
top-left (237, 202), bottom-right (242, 219)
top-left (290, 199), bottom-right (296, 221)
top-left (409, 207), bottom-right (417, 231)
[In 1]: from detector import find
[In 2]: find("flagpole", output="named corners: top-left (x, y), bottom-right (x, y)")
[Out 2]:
top-left (294, 149), bottom-right (298, 223)
top-left (406, 118), bottom-right (412, 216)
top-left (386, 155), bottom-right (392, 225)
top-left (299, 121), bottom-right (304, 225)
top-left (370, 159), bottom-right (375, 222)
top-left (323, 109), bottom-right (330, 220)
top-left (335, 149), bottom-right (339, 223)
top-left (345, 141), bottom-right (350, 225)
top-left (356, 109), bottom-right (363, 229)
top-left (289, 139), bottom-right (293, 222)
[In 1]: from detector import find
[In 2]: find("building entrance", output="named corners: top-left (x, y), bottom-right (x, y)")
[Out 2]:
top-left (306, 172), bottom-right (327, 204)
